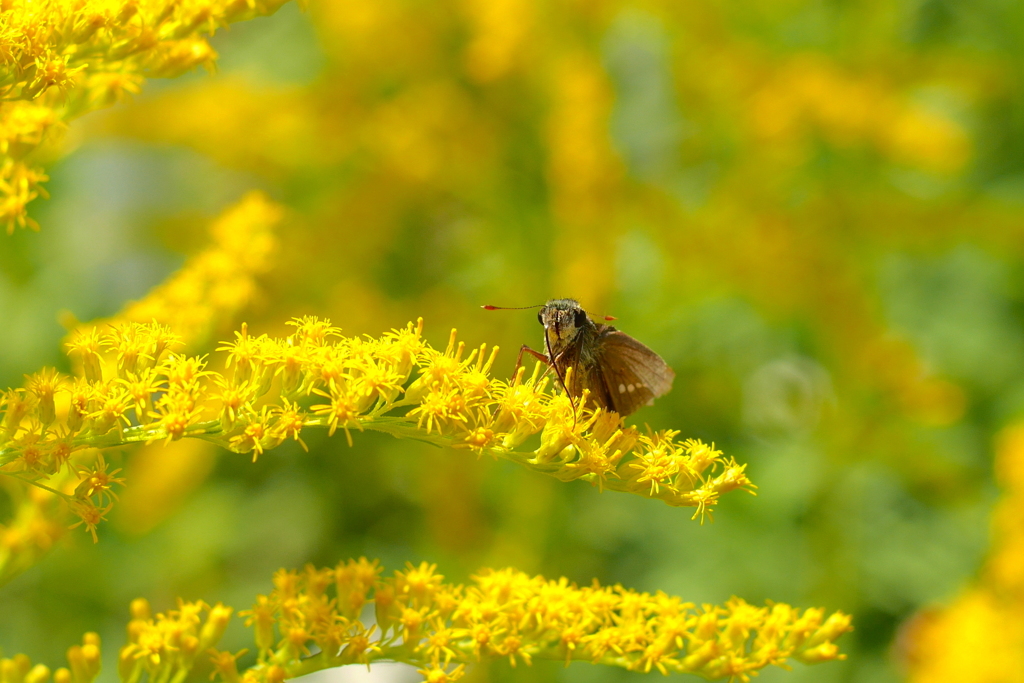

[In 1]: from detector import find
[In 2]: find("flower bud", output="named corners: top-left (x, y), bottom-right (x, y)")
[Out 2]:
top-left (24, 665), bottom-right (50, 683)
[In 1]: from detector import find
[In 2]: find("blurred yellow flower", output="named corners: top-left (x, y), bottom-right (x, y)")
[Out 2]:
top-left (904, 424), bottom-right (1024, 682)
top-left (0, 632), bottom-right (101, 683)
top-left (115, 438), bottom-right (216, 535)
top-left (0, 0), bottom-right (294, 232)
top-left (461, 0), bottom-right (532, 83)
top-left (749, 56), bottom-right (971, 173)
top-left (92, 191), bottom-right (282, 347)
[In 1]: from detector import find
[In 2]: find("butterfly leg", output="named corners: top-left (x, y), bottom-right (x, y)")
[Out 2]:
top-left (513, 344), bottom-right (551, 378)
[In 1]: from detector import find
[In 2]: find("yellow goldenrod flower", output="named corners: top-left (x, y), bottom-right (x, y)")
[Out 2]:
top-left (0, 316), bottom-right (755, 553)
top-left (24, 368), bottom-right (64, 428)
top-left (118, 598), bottom-right (233, 681)
top-left (3, 192), bottom-right (282, 581)
top-left (234, 559), bottom-right (850, 681)
top-left (73, 453), bottom-right (124, 505)
top-left (208, 649), bottom-right (247, 683)
top-left (67, 498), bottom-right (112, 543)
top-left (0, 559), bottom-right (850, 682)
top-left (0, 0), bottom-right (293, 233)
top-left (0, 634), bottom-right (101, 683)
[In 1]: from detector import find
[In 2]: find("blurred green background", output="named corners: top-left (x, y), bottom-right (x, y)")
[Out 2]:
top-left (3, 1), bottom-right (1024, 681)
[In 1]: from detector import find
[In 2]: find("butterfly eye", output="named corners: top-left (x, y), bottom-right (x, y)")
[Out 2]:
top-left (574, 309), bottom-right (588, 327)
top-left (537, 310), bottom-right (544, 325)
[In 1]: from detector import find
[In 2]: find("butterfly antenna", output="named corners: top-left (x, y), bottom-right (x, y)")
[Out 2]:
top-left (482, 304), bottom-right (545, 310)
top-left (544, 326), bottom-right (578, 425)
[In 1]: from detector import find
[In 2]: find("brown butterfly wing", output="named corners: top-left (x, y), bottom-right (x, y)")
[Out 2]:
top-left (555, 337), bottom-right (615, 410)
top-left (571, 354), bottom-right (616, 411)
top-left (591, 328), bottom-right (675, 416)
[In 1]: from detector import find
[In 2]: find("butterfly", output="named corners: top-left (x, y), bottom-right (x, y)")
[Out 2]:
top-left (485, 298), bottom-right (675, 416)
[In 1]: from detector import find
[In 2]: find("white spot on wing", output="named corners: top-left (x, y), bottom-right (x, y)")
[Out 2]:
top-left (627, 384), bottom-right (635, 393)
top-left (618, 383), bottom-right (626, 393)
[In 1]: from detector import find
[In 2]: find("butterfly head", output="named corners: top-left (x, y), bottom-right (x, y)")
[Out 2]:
top-left (539, 299), bottom-right (592, 353)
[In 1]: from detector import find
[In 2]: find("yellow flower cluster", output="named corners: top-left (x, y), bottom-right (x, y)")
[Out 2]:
top-left (546, 52), bottom-right (622, 303)
top-left (120, 597), bottom-right (233, 683)
top-left (0, 560), bottom-right (851, 683)
top-left (0, 316), bottom-right (752, 549)
top-left (904, 424), bottom-right (1024, 681)
top-left (460, 0), bottom-right (531, 83)
top-left (0, 192), bottom-right (280, 582)
top-left (0, 632), bottom-right (101, 683)
top-left (0, 0), bottom-right (293, 233)
top-left (237, 560), bottom-right (850, 682)
top-left (78, 191), bottom-right (282, 348)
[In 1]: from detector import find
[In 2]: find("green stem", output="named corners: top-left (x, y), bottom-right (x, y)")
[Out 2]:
top-left (0, 412), bottom-right (707, 511)
top-left (169, 666), bottom-right (191, 683)
top-left (0, 420), bottom-right (224, 462)
top-left (0, 471), bottom-right (72, 500)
